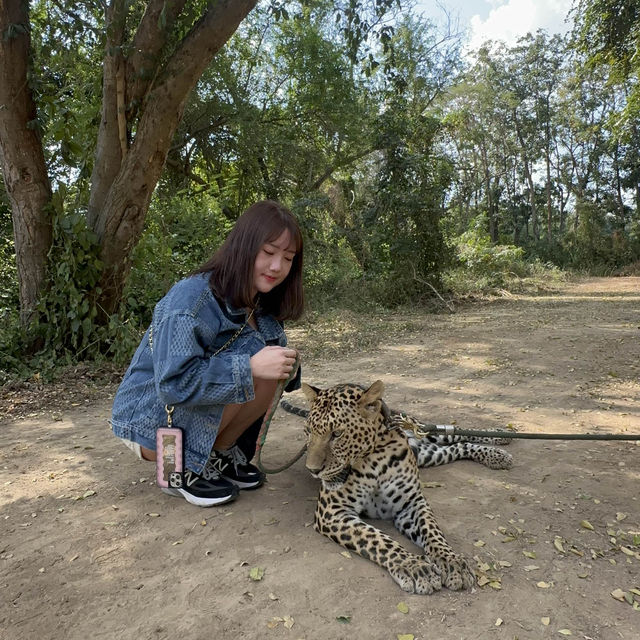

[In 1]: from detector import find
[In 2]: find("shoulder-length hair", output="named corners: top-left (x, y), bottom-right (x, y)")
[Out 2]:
top-left (194, 200), bottom-right (304, 321)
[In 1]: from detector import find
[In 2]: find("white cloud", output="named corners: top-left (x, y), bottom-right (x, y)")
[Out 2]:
top-left (467, 0), bottom-right (573, 52)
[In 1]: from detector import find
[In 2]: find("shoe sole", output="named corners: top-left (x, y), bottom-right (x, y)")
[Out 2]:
top-left (162, 487), bottom-right (238, 507)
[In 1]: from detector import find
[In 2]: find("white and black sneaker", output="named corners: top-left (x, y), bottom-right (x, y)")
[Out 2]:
top-left (205, 445), bottom-right (265, 490)
top-left (162, 467), bottom-right (238, 507)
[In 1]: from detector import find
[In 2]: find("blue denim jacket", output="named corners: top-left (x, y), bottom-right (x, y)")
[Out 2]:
top-left (111, 273), bottom-right (296, 472)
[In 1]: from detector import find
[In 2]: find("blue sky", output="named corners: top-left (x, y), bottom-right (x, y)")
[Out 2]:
top-left (413, 0), bottom-right (574, 51)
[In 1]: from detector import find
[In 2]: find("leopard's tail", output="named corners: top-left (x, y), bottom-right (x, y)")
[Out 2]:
top-left (279, 399), bottom-right (309, 418)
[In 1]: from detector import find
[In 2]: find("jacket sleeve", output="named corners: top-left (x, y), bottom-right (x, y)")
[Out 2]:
top-left (150, 311), bottom-right (255, 407)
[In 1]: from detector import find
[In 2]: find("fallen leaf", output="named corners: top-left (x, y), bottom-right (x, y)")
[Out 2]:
top-left (336, 615), bottom-right (351, 623)
top-left (397, 635), bottom-right (414, 640)
top-left (611, 588), bottom-right (626, 602)
top-left (249, 566), bottom-right (265, 581)
top-left (580, 520), bottom-right (595, 531)
top-left (495, 618), bottom-right (503, 626)
top-left (541, 617), bottom-right (550, 626)
top-left (397, 602), bottom-right (409, 614)
top-left (146, 513), bottom-right (160, 518)
top-left (553, 538), bottom-right (565, 553)
top-left (523, 551), bottom-right (537, 559)
top-left (558, 629), bottom-right (572, 635)
top-left (267, 617), bottom-right (282, 629)
top-left (268, 593), bottom-right (279, 601)
top-left (82, 490), bottom-right (96, 498)
top-left (537, 581), bottom-right (552, 589)
top-left (616, 512), bottom-right (627, 521)
top-left (523, 565), bottom-right (540, 572)
top-left (283, 615), bottom-right (294, 629)
top-left (340, 551), bottom-right (352, 559)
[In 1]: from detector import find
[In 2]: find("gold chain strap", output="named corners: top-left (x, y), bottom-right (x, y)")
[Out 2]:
top-left (212, 307), bottom-right (255, 356)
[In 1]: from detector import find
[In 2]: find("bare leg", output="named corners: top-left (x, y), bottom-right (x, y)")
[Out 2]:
top-left (140, 378), bottom-right (278, 461)
top-left (214, 378), bottom-right (278, 450)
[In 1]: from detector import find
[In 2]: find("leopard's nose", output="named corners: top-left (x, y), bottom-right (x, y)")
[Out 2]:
top-left (306, 463), bottom-right (325, 475)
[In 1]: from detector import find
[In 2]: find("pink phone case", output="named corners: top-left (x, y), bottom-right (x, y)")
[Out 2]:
top-left (156, 427), bottom-right (184, 488)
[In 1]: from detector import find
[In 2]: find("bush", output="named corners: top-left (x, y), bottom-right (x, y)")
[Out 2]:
top-left (444, 216), bottom-right (564, 294)
top-left (124, 192), bottom-right (233, 323)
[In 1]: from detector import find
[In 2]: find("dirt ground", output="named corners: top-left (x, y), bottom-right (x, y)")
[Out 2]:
top-left (1, 277), bottom-right (639, 640)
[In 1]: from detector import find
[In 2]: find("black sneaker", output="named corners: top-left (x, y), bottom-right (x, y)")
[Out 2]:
top-left (205, 445), bottom-right (265, 490)
top-left (162, 468), bottom-right (238, 507)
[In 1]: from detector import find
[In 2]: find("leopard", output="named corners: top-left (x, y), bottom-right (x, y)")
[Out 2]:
top-left (282, 380), bottom-right (513, 594)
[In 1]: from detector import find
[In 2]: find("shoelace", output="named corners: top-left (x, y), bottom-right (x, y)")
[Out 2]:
top-left (227, 445), bottom-right (248, 471)
top-left (202, 445), bottom-right (247, 479)
top-left (200, 461), bottom-right (222, 481)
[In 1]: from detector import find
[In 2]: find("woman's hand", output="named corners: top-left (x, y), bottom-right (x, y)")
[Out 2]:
top-left (250, 346), bottom-right (298, 380)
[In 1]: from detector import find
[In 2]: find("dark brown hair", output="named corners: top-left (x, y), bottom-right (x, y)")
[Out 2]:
top-left (194, 200), bottom-right (304, 321)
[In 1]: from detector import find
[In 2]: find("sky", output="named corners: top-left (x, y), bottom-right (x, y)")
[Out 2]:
top-left (414, 0), bottom-right (574, 52)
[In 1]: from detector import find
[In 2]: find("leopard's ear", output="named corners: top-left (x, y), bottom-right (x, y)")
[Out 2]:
top-left (301, 383), bottom-right (320, 406)
top-left (359, 380), bottom-right (384, 407)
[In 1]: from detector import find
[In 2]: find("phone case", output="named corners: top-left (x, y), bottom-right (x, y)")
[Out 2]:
top-left (156, 427), bottom-right (184, 488)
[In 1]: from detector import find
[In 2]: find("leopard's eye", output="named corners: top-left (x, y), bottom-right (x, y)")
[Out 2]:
top-left (332, 429), bottom-right (344, 439)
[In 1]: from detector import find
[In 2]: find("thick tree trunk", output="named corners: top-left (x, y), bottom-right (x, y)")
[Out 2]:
top-left (88, 0), bottom-right (258, 315)
top-left (0, 0), bottom-right (52, 324)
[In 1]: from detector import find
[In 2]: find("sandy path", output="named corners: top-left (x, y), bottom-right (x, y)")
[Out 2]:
top-left (1, 277), bottom-right (639, 640)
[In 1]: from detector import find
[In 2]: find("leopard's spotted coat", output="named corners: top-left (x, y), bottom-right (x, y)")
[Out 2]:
top-left (283, 381), bottom-right (512, 594)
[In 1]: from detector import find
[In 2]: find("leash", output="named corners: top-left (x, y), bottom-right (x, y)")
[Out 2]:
top-left (255, 354), bottom-right (307, 474)
top-left (393, 412), bottom-right (640, 441)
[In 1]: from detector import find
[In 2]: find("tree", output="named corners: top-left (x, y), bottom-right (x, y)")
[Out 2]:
top-left (1, 0), bottom-right (408, 343)
top-left (0, 0), bottom-right (53, 324)
top-left (1, 0), bottom-right (259, 325)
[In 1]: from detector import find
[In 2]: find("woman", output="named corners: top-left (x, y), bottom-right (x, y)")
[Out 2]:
top-left (111, 200), bottom-right (304, 507)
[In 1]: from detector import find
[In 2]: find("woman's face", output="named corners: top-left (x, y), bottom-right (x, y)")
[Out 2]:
top-left (252, 229), bottom-right (297, 297)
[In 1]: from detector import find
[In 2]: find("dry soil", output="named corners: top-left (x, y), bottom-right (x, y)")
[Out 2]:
top-left (1, 277), bottom-right (639, 640)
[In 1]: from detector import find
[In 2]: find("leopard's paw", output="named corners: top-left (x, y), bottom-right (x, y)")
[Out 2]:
top-left (388, 555), bottom-right (442, 595)
top-left (483, 448), bottom-right (513, 470)
top-left (435, 554), bottom-right (476, 591)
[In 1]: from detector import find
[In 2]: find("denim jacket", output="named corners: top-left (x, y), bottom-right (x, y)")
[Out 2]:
top-left (111, 273), bottom-right (299, 472)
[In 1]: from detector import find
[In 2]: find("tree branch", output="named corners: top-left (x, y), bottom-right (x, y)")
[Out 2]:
top-left (125, 0), bottom-right (188, 113)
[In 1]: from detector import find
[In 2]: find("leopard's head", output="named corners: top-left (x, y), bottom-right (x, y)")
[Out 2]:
top-left (301, 381), bottom-right (388, 490)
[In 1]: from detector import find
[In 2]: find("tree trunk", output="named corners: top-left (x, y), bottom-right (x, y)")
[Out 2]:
top-left (0, 0), bottom-right (52, 325)
top-left (545, 121), bottom-right (552, 241)
top-left (513, 110), bottom-right (538, 240)
top-left (88, 0), bottom-right (258, 316)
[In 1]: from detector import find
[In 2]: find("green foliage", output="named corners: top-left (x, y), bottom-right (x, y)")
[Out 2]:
top-left (5, 0), bottom-right (640, 383)
top-left (124, 191), bottom-right (233, 322)
top-left (0, 199), bottom-right (139, 380)
top-left (443, 215), bottom-right (554, 294)
top-left (290, 193), bottom-right (363, 310)
top-left (0, 187), bottom-right (17, 313)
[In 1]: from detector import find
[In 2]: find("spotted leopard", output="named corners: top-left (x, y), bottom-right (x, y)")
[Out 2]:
top-left (283, 381), bottom-right (513, 594)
